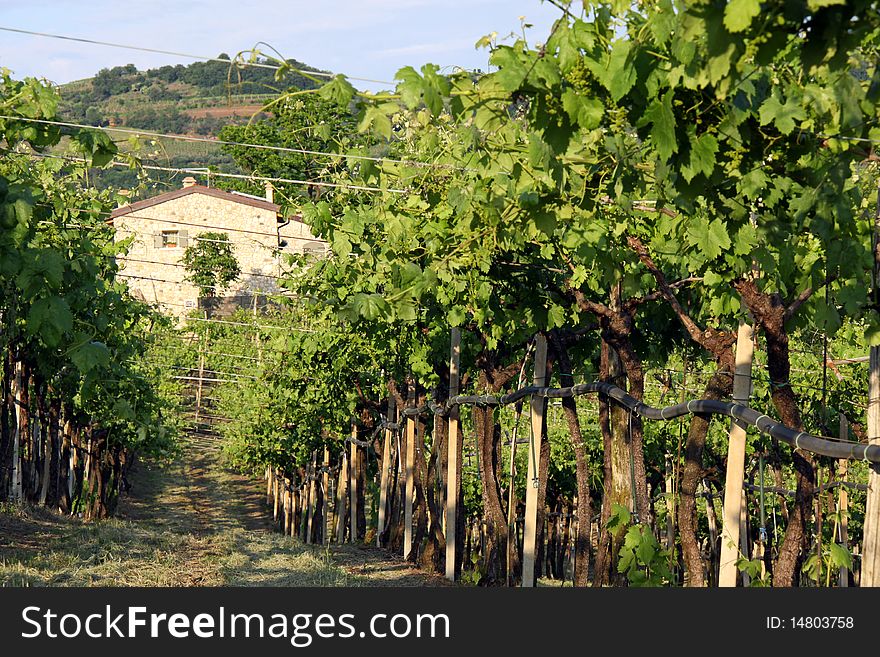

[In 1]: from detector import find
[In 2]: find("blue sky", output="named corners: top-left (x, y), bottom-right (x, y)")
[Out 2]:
top-left (0, 1), bottom-right (563, 90)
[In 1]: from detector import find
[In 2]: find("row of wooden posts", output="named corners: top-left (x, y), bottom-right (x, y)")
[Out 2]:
top-left (257, 329), bottom-right (553, 584)
top-left (263, 452), bottom-right (583, 585)
top-left (262, 325), bottom-right (880, 586)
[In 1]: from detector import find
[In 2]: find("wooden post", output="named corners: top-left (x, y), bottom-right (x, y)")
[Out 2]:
top-left (323, 447), bottom-right (330, 546)
top-left (350, 424), bottom-right (359, 544)
top-left (378, 398), bottom-right (395, 547)
top-left (664, 453), bottom-right (675, 552)
top-left (865, 183), bottom-right (880, 586)
top-left (301, 461), bottom-right (312, 543)
top-left (739, 489), bottom-right (750, 587)
top-left (287, 480), bottom-right (296, 536)
top-left (66, 420), bottom-right (75, 503)
top-left (11, 361), bottom-right (22, 502)
top-left (839, 413), bottom-right (849, 587)
top-left (719, 321), bottom-right (755, 587)
top-left (307, 452), bottom-right (317, 543)
top-left (521, 334), bottom-right (548, 587)
top-left (282, 477), bottom-right (289, 534)
top-left (863, 345), bottom-right (880, 586)
top-left (705, 482), bottom-right (719, 576)
top-left (335, 453), bottom-right (348, 544)
top-left (272, 468), bottom-right (280, 524)
top-left (291, 473), bottom-right (299, 536)
top-left (266, 466), bottom-right (272, 506)
top-left (445, 328), bottom-right (461, 580)
top-left (195, 333), bottom-right (205, 425)
top-left (404, 389), bottom-right (417, 560)
top-left (506, 410), bottom-right (520, 586)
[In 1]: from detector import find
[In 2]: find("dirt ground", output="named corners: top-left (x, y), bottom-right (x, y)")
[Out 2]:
top-left (0, 434), bottom-right (446, 587)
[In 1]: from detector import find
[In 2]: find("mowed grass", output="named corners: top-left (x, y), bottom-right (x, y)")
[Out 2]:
top-left (0, 508), bottom-right (350, 587)
top-left (0, 438), bottom-right (351, 587)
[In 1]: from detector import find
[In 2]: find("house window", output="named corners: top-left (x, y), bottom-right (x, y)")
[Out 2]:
top-left (161, 231), bottom-right (179, 248)
top-left (153, 230), bottom-right (188, 249)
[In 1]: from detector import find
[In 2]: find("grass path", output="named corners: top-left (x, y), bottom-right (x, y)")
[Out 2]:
top-left (0, 435), bottom-right (447, 587)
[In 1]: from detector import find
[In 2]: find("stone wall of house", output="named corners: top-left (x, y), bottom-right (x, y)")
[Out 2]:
top-left (115, 190), bottom-right (323, 316)
top-left (279, 218), bottom-right (329, 256)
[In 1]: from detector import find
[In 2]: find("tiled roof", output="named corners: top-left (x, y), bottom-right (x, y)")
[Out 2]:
top-left (109, 184), bottom-right (280, 219)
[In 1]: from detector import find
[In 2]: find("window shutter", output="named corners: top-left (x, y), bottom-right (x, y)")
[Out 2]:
top-left (153, 233), bottom-right (163, 248)
top-left (178, 230), bottom-right (189, 248)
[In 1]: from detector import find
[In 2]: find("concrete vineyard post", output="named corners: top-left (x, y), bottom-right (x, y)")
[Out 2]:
top-left (719, 321), bottom-right (755, 587)
top-left (445, 328), bottom-right (461, 580)
top-left (378, 397), bottom-right (395, 547)
top-left (521, 334), bottom-right (548, 587)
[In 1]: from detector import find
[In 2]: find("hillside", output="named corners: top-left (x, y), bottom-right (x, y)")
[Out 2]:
top-left (57, 55), bottom-right (326, 194)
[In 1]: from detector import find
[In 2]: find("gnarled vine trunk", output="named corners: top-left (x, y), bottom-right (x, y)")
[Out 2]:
top-left (736, 279), bottom-right (815, 587)
top-left (549, 333), bottom-right (593, 587)
top-left (678, 367), bottom-right (734, 586)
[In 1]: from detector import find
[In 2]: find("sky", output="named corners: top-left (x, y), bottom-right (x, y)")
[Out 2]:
top-left (0, 0), bottom-right (564, 91)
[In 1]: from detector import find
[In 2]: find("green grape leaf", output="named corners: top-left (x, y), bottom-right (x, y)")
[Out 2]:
top-left (350, 293), bottom-right (390, 321)
top-left (395, 66), bottom-right (424, 110)
top-left (358, 106), bottom-right (392, 140)
top-left (687, 217), bottom-right (731, 260)
top-left (72, 129), bottom-right (117, 168)
top-left (561, 89), bottom-right (604, 129)
top-left (682, 132), bottom-right (718, 182)
top-left (759, 92), bottom-right (806, 135)
top-left (318, 75), bottom-right (357, 108)
top-left (27, 296), bottom-right (73, 347)
top-left (724, 0), bottom-right (760, 33)
top-left (829, 542), bottom-right (852, 570)
top-left (642, 93), bottom-right (677, 161)
top-left (70, 341), bottom-right (110, 374)
top-left (607, 40), bottom-right (636, 101)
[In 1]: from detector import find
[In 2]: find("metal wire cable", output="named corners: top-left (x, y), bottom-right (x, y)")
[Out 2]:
top-left (25, 151), bottom-right (409, 193)
top-left (0, 26), bottom-right (395, 86)
top-left (0, 115), bottom-right (460, 170)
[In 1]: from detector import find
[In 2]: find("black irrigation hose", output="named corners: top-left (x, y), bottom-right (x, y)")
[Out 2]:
top-left (398, 381), bottom-right (880, 464)
top-left (743, 480), bottom-right (869, 497)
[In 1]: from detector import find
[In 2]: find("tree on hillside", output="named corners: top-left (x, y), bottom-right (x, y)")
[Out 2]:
top-left (182, 232), bottom-right (240, 299)
top-left (216, 91), bottom-right (368, 203)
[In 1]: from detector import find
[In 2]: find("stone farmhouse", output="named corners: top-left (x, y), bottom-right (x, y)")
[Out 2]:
top-left (110, 177), bottom-right (325, 315)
